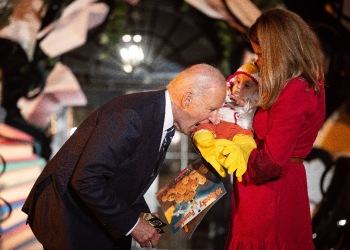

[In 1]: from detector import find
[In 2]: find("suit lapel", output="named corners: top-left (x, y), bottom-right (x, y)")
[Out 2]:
top-left (140, 90), bottom-right (166, 192)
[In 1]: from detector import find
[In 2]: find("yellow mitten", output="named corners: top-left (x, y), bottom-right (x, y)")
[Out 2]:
top-left (192, 130), bottom-right (227, 177)
top-left (220, 134), bottom-right (257, 182)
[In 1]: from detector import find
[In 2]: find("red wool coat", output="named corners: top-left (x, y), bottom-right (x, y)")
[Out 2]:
top-left (224, 78), bottom-right (325, 249)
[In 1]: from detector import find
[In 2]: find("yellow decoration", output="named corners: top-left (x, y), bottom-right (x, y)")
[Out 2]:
top-left (314, 103), bottom-right (350, 159)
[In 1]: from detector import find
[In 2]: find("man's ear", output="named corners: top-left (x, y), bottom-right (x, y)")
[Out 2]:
top-left (181, 91), bottom-right (193, 109)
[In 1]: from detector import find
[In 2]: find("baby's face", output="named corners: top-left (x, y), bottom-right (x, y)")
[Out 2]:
top-left (231, 74), bottom-right (258, 98)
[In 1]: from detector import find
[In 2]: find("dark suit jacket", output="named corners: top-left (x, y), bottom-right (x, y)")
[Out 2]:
top-left (22, 89), bottom-right (167, 250)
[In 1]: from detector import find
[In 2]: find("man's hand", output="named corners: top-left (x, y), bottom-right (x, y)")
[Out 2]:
top-left (130, 214), bottom-right (162, 248)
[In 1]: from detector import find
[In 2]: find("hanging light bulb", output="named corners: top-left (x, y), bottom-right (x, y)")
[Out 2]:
top-left (337, 219), bottom-right (347, 227)
top-left (119, 34), bottom-right (144, 73)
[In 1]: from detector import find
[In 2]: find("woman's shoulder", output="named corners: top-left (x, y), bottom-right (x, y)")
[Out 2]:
top-left (284, 77), bottom-right (324, 96)
top-left (273, 78), bottom-right (322, 112)
top-left (281, 77), bottom-right (322, 98)
top-left (285, 77), bottom-right (309, 91)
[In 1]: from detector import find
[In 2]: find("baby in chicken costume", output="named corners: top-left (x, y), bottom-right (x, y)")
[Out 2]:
top-left (191, 61), bottom-right (259, 181)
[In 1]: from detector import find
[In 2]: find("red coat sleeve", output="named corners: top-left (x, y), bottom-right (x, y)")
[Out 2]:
top-left (245, 79), bottom-right (323, 184)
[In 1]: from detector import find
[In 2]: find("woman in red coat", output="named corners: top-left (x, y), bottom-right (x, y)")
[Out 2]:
top-left (222, 8), bottom-right (326, 249)
top-left (192, 8), bottom-right (325, 249)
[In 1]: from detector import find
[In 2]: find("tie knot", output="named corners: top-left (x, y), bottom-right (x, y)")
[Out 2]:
top-left (166, 126), bottom-right (175, 137)
top-left (160, 126), bottom-right (175, 153)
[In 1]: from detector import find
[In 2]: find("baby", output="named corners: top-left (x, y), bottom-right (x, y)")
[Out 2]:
top-left (191, 61), bottom-right (259, 181)
top-left (218, 61), bottom-right (259, 131)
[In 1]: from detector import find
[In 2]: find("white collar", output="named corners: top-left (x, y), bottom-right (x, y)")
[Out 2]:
top-left (164, 90), bottom-right (173, 131)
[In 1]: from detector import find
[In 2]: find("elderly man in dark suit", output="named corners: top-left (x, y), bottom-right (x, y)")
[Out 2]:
top-left (22, 63), bottom-right (227, 250)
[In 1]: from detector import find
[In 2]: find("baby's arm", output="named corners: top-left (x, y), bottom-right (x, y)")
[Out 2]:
top-left (191, 122), bottom-right (256, 180)
top-left (229, 94), bottom-right (248, 107)
top-left (208, 112), bottom-right (223, 125)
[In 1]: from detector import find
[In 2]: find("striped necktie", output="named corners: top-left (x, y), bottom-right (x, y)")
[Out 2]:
top-left (158, 126), bottom-right (175, 158)
top-left (152, 126), bottom-right (175, 176)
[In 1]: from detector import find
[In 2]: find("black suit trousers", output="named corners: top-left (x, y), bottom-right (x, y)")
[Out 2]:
top-left (44, 235), bottom-right (132, 250)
